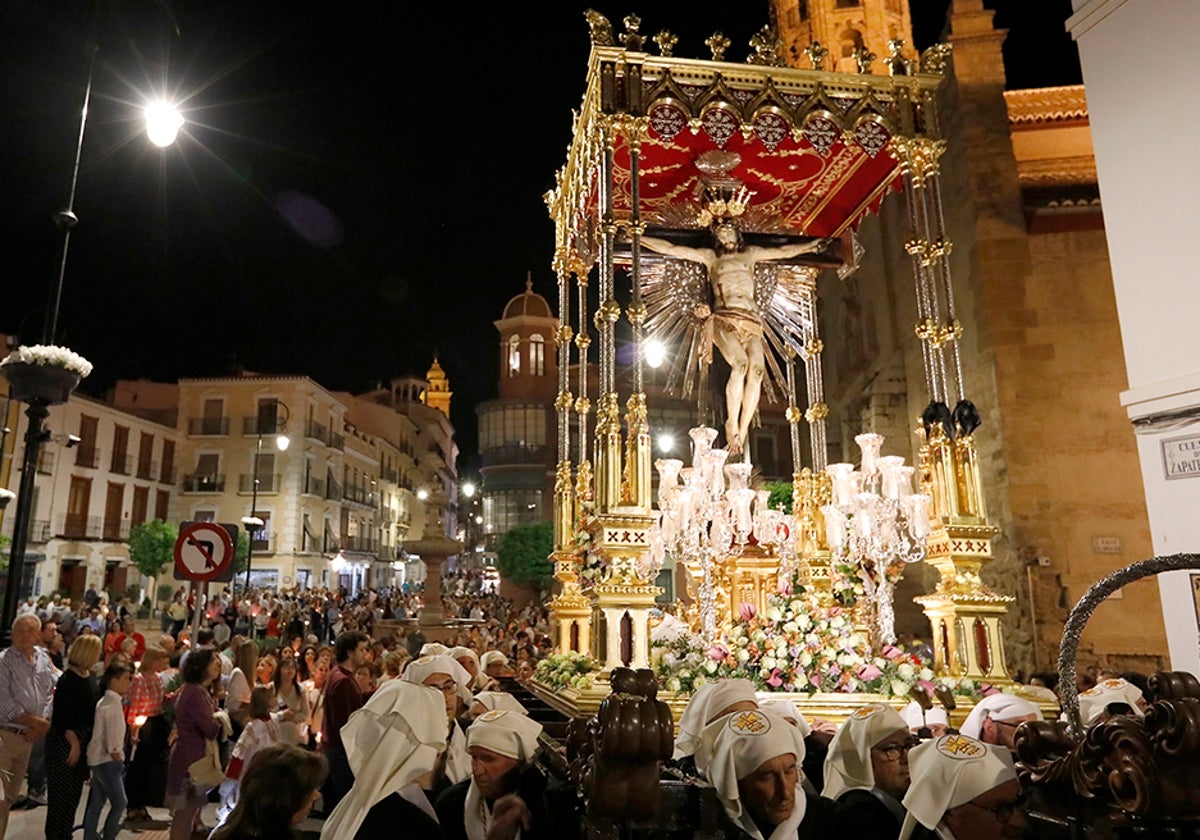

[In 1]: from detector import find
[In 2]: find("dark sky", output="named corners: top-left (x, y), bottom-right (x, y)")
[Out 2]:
top-left (0, 1), bottom-right (1080, 475)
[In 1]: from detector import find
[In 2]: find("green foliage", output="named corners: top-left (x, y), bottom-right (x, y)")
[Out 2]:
top-left (232, 530), bottom-right (249, 576)
top-left (157, 583), bottom-right (175, 603)
top-left (495, 520), bottom-right (554, 589)
top-left (765, 481), bottom-right (794, 514)
top-left (129, 520), bottom-right (178, 579)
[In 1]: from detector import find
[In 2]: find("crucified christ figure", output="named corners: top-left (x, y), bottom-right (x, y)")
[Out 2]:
top-left (642, 222), bottom-right (826, 455)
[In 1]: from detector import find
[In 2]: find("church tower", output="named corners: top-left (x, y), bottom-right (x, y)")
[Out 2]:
top-left (772, 0), bottom-right (918, 72)
top-left (494, 273), bottom-right (558, 402)
top-left (422, 357), bottom-right (452, 418)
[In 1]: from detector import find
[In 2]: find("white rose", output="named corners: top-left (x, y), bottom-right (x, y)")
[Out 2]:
top-left (830, 616), bottom-right (845, 628)
top-left (891, 680), bottom-right (909, 697)
top-left (678, 669), bottom-right (691, 680)
top-left (959, 677), bottom-right (975, 691)
top-left (796, 614), bottom-right (812, 631)
top-left (800, 652), bottom-right (813, 667)
top-left (783, 621), bottom-right (798, 634)
top-left (667, 678), bottom-right (682, 692)
top-left (761, 656), bottom-right (778, 671)
top-left (766, 607), bottom-right (783, 622)
top-left (738, 636), bottom-right (749, 647)
top-left (752, 630), bottom-right (767, 644)
top-left (920, 668), bottom-right (935, 681)
top-left (760, 666), bottom-right (775, 680)
top-left (897, 663), bottom-right (915, 679)
top-left (737, 648), bottom-right (751, 663)
top-left (705, 659), bottom-right (718, 675)
top-left (693, 675), bottom-right (708, 689)
top-left (662, 653), bottom-right (677, 667)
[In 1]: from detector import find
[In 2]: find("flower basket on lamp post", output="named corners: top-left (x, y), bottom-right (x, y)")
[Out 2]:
top-left (0, 345), bottom-right (92, 406)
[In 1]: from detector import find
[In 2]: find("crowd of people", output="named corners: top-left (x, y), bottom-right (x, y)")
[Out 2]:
top-left (0, 569), bottom-right (1156, 840)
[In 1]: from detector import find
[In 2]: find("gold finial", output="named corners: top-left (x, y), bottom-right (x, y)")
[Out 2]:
top-left (621, 14), bottom-right (646, 51)
top-left (706, 31), bottom-right (731, 62)
top-left (853, 45), bottom-right (876, 74)
top-left (803, 41), bottom-right (828, 71)
top-left (583, 9), bottom-right (614, 46)
top-left (653, 30), bottom-right (678, 57)
top-left (919, 42), bottom-right (954, 76)
top-left (884, 38), bottom-right (911, 76)
top-left (747, 26), bottom-right (786, 67)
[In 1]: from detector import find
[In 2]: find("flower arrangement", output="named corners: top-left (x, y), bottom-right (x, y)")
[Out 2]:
top-left (652, 573), bottom-right (987, 701)
top-left (1, 344), bottom-right (93, 378)
top-left (534, 650), bottom-right (600, 692)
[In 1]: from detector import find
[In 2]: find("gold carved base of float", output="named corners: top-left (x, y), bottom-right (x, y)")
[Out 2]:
top-left (916, 521), bottom-right (1016, 685)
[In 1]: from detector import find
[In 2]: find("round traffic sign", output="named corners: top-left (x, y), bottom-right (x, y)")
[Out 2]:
top-left (174, 522), bottom-right (235, 582)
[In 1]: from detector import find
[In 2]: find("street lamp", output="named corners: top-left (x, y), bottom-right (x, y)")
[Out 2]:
top-left (242, 402), bottom-right (290, 592)
top-left (0, 50), bottom-right (182, 645)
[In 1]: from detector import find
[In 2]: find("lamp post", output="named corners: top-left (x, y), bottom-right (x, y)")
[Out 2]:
top-left (0, 57), bottom-right (182, 646)
top-left (241, 402), bottom-right (289, 593)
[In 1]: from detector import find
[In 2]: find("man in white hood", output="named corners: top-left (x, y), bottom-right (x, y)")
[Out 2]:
top-left (435, 709), bottom-right (546, 840)
top-left (320, 680), bottom-right (450, 840)
top-left (899, 733), bottom-right (1026, 840)
top-left (959, 694), bottom-right (1043, 752)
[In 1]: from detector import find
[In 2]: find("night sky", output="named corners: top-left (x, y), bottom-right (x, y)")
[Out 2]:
top-left (0, 1), bottom-right (1080, 474)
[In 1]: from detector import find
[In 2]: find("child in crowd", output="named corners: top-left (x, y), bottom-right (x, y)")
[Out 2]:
top-left (84, 661), bottom-right (133, 840)
top-left (217, 686), bottom-right (282, 826)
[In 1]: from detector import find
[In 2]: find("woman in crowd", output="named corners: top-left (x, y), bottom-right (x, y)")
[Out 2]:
top-left (256, 652), bottom-right (278, 690)
top-left (167, 647), bottom-right (225, 840)
top-left (227, 638), bottom-right (259, 733)
top-left (274, 656), bottom-right (310, 745)
top-left (124, 646), bottom-right (172, 823)
top-left (45, 634), bottom-right (101, 840)
top-left (303, 655), bottom-right (328, 749)
top-left (298, 644), bottom-right (318, 682)
top-left (83, 661), bottom-right (134, 840)
top-left (210, 743), bottom-right (327, 840)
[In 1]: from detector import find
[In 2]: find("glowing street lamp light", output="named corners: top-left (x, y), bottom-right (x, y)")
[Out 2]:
top-left (462, 481), bottom-right (476, 498)
top-left (144, 100), bottom-right (184, 147)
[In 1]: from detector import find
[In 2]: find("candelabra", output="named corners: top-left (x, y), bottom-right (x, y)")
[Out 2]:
top-left (820, 433), bottom-right (932, 646)
top-left (648, 426), bottom-right (798, 644)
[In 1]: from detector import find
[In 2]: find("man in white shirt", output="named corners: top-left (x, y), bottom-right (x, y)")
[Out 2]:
top-left (0, 614), bottom-right (57, 832)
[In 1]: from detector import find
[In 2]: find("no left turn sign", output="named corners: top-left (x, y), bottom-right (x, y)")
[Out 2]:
top-left (174, 521), bottom-right (238, 582)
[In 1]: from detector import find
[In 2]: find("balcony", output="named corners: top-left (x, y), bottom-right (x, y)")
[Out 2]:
top-left (102, 518), bottom-right (129, 541)
top-left (302, 475), bottom-right (325, 497)
top-left (110, 453), bottom-right (133, 475)
top-left (480, 443), bottom-right (549, 467)
top-left (136, 459), bottom-right (157, 481)
top-left (29, 520), bottom-right (50, 543)
top-left (329, 432), bottom-right (345, 450)
top-left (379, 506), bottom-right (395, 524)
top-left (304, 420), bottom-right (329, 445)
top-left (249, 533), bottom-right (276, 553)
top-left (187, 417), bottom-right (230, 436)
top-left (74, 446), bottom-right (100, 469)
top-left (342, 484), bottom-right (377, 507)
top-left (325, 478), bottom-right (342, 501)
top-left (58, 514), bottom-right (101, 540)
top-left (183, 474), bottom-right (225, 493)
top-left (242, 416), bottom-right (286, 436)
top-left (238, 473), bottom-right (281, 494)
top-left (381, 466), bottom-right (398, 483)
top-left (343, 535), bottom-right (378, 553)
top-left (35, 450), bottom-right (54, 475)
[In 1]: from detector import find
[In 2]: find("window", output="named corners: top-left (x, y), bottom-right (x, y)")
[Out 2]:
top-left (111, 426), bottom-right (130, 474)
top-left (66, 476), bottom-right (92, 537)
top-left (507, 334), bottom-right (521, 377)
top-left (160, 440), bottom-right (175, 483)
top-left (192, 509), bottom-right (216, 523)
top-left (77, 415), bottom-right (99, 467)
top-left (530, 334), bottom-right (545, 376)
top-left (103, 483), bottom-right (124, 540)
top-left (196, 453), bottom-right (219, 479)
top-left (137, 432), bottom-right (154, 479)
top-left (131, 487), bottom-right (149, 528)
top-left (256, 398), bottom-right (281, 434)
top-left (155, 490), bottom-right (169, 521)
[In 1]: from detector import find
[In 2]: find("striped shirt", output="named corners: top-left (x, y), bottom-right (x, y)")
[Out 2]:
top-left (0, 646), bottom-right (56, 730)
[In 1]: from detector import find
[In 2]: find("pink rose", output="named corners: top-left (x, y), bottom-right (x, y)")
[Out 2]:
top-left (980, 683), bottom-right (998, 696)
top-left (707, 644), bottom-right (729, 662)
top-left (777, 577), bottom-right (793, 595)
top-left (881, 644), bottom-right (903, 660)
top-left (857, 664), bottom-right (883, 681)
top-left (738, 602), bottom-right (757, 621)
top-left (917, 679), bottom-right (937, 696)
top-left (767, 669), bottom-right (783, 688)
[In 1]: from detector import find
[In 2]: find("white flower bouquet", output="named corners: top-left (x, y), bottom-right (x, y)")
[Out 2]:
top-left (1, 344), bottom-right (93, 377)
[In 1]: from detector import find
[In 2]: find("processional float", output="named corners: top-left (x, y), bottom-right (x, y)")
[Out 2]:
top-left (537, 11), bottom-right (1024, 722)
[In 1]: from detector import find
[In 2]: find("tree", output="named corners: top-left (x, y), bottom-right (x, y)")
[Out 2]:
top-left (129, 519), bottom-right (178, 579)
top-left (232, 530), bottom-right (250, 577)
top-left (496, 521), bottom-right (554, 590)
top-left (765, 480), bottom-right (794, 514)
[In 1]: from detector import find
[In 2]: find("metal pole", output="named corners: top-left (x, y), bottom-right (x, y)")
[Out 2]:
top-left (1, 403), bottom-right (49, 646)
top-left (244, 432), bottom-right (260, 593)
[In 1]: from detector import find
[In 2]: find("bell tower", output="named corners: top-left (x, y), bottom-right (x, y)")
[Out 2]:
top-left (772, 0), bottom-right (919, 73)
top-left (493, 273), bottom-right (558, 402)
top-left (422, 357), bottom-right (452, 418)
